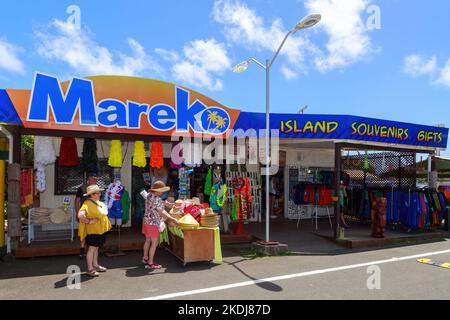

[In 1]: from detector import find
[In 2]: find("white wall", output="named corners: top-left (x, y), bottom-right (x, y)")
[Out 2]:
top-left (283, 148), bottom-right (335, 167)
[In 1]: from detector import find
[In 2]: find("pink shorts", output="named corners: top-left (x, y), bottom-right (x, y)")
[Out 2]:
top-left (142, 224), bottom-right (159, 238)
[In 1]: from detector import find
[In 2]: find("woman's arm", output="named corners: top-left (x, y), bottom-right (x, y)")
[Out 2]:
top-left (78, 210), bottom-right (98, 224)
top-left (159, 209), bottom-right (179, 224)
top-left (77, 210), bottom-right (90, 223)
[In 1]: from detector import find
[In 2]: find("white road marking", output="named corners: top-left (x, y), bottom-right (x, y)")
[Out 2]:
top-left (140, 248), bottom-right (450, 300)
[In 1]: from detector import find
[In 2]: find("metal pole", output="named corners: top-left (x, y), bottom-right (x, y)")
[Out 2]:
top-left (0, 160), bottom-right (5, 253)
top-left (265, 60), bottom-right (271, 243)
top-left (334, 144), bottom-right (341, 239)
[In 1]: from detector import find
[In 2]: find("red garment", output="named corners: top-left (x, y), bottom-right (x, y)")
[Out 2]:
top-left (183, 205), bottom-right (202, 222)
top-left (318, 186), bottom-right (333, 206)
top-left (20, 169), bottom-right (33, 207)
top-left (304, 186), bottom-right (315, 204)
top-left (58, 137), bottom-right (79, 166)
top-left (242, 178), bottom-right (252, 219)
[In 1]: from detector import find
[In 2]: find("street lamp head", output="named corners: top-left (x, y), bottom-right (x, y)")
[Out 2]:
top-left (292, 13), bottom-right (321, 33)
top-left (233, 60), bottom-right (252, 73)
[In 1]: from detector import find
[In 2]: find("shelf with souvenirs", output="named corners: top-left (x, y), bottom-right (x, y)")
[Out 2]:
top-left (158, 197), bottom-right (223, 266)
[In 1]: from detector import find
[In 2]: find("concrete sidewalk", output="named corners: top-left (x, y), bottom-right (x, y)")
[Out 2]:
top-left (243, 217), bottom-right (450, 253)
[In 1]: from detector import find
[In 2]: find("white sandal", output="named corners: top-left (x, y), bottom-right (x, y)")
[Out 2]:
top-left (87, 269), bottom-right (99, 277)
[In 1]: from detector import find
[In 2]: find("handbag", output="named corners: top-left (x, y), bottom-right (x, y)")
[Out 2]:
top-left (158, 220), bottom-right (166, 233)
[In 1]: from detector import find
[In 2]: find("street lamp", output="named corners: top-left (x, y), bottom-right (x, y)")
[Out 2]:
top-left (233, 13), bottom-right (321, 243)
top-left (298, 105), bottom-right (308, 114)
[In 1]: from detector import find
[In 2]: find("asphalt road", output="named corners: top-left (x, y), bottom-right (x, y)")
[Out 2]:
top-left (1, 239), bottom-right (450, 300)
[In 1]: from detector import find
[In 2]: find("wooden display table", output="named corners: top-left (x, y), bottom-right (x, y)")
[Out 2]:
top-left (165, 228), bottom-right (215, 266)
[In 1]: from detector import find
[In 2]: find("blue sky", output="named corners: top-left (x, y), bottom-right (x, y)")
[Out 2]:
top-left (0, 0), bottom-right (449, 153)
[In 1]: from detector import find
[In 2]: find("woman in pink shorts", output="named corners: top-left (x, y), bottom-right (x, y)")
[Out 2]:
top-left (142, 181), bottom-right (179, 269)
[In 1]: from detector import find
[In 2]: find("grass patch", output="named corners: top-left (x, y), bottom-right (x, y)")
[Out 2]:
top-left (239, 247), bottom-right (293, 258)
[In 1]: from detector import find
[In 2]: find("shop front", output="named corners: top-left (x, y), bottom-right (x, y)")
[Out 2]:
top-left (0, 73), bottom-right (448, 258)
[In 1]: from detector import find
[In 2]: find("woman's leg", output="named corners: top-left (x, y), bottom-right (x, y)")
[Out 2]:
top-left (86, 245), bottom-right (96, 271)
top-left (143, 238), bottom-right (151, 261)
top-left (148, 237), bottom-right (159, 265)
top-left (93, 246), bottom-right (99, 267)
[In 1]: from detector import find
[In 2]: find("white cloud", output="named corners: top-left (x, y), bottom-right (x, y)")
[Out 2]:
top-left (212, 0), bottom-right (375, 79)
top-left (436, 59), bottom-right (450, 88)
top-left (212, 0), bottom-right (313, 71)
top-left (155, 48), bottom-right (180, 62)
top-left (280, 65), bottom-right (299, 81)
top-left (403, 54), bottom-right (450, 89)
top-left (0, 38), bottom-right (25, 74)
top-left (172, 39), bottom-right (231, 92)
top-left (403, 54), bottom-right (437, 77)
top-left (35, 19), bottom-right (162, 76)
top-left (305, 0), bottom-right (375, 72)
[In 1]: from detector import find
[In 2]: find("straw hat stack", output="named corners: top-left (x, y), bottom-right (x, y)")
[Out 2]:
top-left (191, 197), bottom-right (201, 205)
top-left (31, 208), bottom-right (51, 224)
top-left (177, 213), bottom-right (200, 230)
top-left (200, 208), bottom-right (219, 228)
top-left (164, 200), bottom-right (175, 212)
top-left (169, 200), bottom-right (184, 220)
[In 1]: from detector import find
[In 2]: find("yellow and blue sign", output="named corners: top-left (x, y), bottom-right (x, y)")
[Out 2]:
top-left (0, 73), bottom-right (448, 149)
top-left (233, 113), bottom-right (448, 148)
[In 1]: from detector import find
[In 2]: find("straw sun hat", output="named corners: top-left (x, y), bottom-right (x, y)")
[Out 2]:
top-left (83, 185), bottom-right (104, 197)
top-left (150, 181), bottom-right (170, 193)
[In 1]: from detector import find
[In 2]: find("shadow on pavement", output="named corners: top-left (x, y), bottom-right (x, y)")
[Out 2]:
top-left (54, 274), bottom-right (96, 289)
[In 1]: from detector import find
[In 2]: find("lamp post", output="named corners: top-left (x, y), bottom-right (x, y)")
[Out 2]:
top-left (233, 14), bottom-right (321, 243)
top-left (298, 105), bottom-right (308, 114)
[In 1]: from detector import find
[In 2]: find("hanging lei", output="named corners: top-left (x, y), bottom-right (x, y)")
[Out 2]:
top-left (216, 184), bottom-right (227, 208)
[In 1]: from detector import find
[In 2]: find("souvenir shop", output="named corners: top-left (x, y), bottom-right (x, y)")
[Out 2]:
top-left (0, 74), bottom-right (448, 258)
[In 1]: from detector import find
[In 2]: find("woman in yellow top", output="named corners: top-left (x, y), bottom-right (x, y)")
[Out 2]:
top-left (78, 185), bottom-right (112, 277)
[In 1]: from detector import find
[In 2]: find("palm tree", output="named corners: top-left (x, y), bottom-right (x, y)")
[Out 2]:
top-left (215, 116), bottom-right (228, 130)
top-left (206, 111), bottom-right (218, 130)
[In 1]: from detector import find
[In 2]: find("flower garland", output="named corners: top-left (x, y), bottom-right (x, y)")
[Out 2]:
top-left (132, 141), bottom-right (147, 168)
top-left (150, 141), bottom-right (164, 168)
top-left (108, 140), bottom-right (123, 168)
